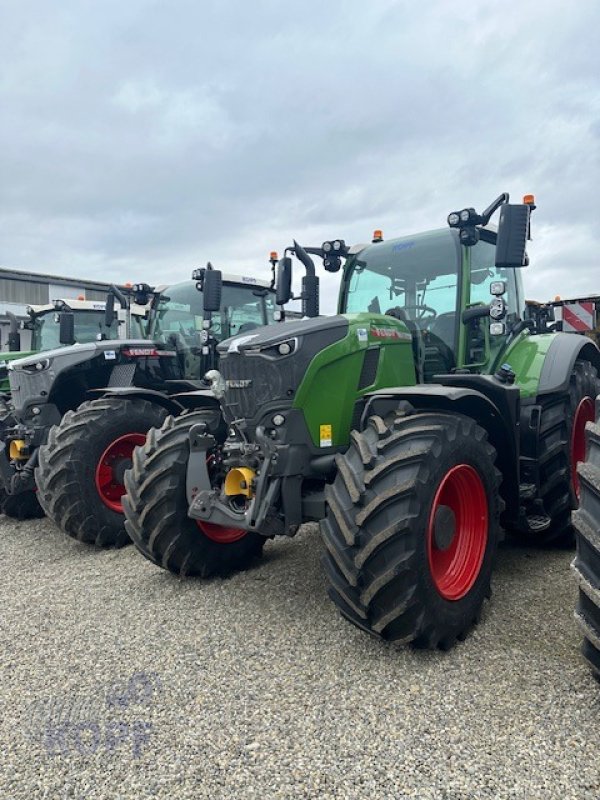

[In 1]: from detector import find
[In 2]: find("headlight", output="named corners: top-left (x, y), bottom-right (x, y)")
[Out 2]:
top-left (489, 298), bottom-right (507, 320)
top-left (246, 337), bottom-right (297, 359)
top-left (490, 281), bottom-right (506, 296)
top-left (447, 212), bottom-right (460, 227)
top-left (20, 358), bottom-right (51, 373)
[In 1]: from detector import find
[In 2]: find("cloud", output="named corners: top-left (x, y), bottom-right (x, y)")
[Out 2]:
top-left (0, 0), bottom-right (599, 312)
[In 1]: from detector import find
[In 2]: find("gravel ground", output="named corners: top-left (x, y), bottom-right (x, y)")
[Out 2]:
top-left (1, 517), bottom-right (599, 800)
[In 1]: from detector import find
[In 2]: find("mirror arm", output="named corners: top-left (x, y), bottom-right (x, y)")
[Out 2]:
top-left (480, 193), bottom-right (510, 226)
top-left (292, 240), bottom-right (316, 277)
top-left (108, 285), bottom-right (128, 309)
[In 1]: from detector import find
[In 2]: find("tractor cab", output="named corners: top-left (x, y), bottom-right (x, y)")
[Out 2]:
top-left (275, 193), bottom-right (532, 383)
top-left (26, 300), bottom-right (126, 351)
top-left (340, 226), bottom-right (525, 381)
top-left (148, 273), bottom-right (276, 381)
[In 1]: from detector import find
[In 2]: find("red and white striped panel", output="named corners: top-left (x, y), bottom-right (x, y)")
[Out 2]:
top-left (562, 302), bottom-right (596, 332)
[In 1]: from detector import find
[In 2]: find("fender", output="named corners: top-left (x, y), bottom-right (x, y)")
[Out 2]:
top-left (87, 387), bottom-right (187, 416)
top-left (537, 333), bottom-right (600, 395)
top-left (504, 332), bottom-right (600, 399)
top-left (361, 378), bottom-right (521, 523)
top-left (169, 389), bottom-right (220, 411)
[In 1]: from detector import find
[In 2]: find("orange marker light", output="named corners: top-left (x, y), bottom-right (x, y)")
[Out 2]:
top-left (372, 229), bottom-right (383, 242)
top-left (125, 282), bottom-right (133, 288)
top-left (270, 251), bottom-right (278, 261)
top-left (77, 294), bottom-right (85, 300)
top-left (523, 194), bottom-right (535, 205)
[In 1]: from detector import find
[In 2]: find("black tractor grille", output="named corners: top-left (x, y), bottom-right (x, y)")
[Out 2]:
top-left (219, 352), bottom-right (296, 421)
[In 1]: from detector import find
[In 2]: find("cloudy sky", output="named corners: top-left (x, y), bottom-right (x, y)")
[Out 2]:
top-left (1, 0), bottom-right (599, 310)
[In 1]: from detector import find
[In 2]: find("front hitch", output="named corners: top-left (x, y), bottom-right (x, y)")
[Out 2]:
top-left (185, 424), bottom-right (281, 534)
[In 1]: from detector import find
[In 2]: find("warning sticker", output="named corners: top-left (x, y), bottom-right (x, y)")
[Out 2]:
top-left (356, 328), bottom-right (368, 343)
top-left (319, 424), bottom-right (332, 447)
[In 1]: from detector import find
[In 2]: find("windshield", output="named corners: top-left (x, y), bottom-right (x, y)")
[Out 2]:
top-left (153, 281), bottom-right (275, 347)
top-left (342, 229), bottom-right (461, 323)
top-left (31, 311), bottom-right (119, 350)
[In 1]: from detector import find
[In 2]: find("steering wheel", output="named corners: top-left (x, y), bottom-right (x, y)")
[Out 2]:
top-left (402, 304), bottom-right (437, 321)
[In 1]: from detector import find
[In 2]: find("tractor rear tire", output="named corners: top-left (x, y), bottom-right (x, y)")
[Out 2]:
top-left (533, 359), bottom-right (600, 546)
top-left (35, 397), bottom-right (168, 547)
top-left (1, 488), bottom-right (44, 520)
top-left (572, 404), bottom-right (600, 678)
top-left (123, 411), bottom-right (265, 577)
top-left (320, 411), bottom-right (502, 649)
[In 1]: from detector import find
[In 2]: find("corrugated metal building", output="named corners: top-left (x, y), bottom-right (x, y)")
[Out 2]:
top-left (0, 266), bottom-right (115, 351)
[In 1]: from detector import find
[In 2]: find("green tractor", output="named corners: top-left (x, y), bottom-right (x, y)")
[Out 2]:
top-left (0, 298), bottom-right (141, 394)
top-left (0, 273), bottom-right (276, 533)
top-left (123, 194), bottom-right (600, 649)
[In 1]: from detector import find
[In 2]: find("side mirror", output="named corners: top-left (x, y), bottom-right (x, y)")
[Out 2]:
top-left (276, 257), bottom-right (292, 306)
top-left (105, 292), bottom-right (116, 328)
top-left (7, 311), bottom-right (21, 351)
top-left (495, 204), bottom-right (530, 268)
top-left (59, 312), bottom-right (75, 345)
top-left (7, 330), bottom-right (21, 351)
top-left (202, 268), bottom-right (222, 313)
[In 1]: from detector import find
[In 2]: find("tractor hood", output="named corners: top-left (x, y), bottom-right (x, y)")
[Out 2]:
top-left (9, 339), bottom-right (154, 371)
top-left (216, 316), bottom-right (350, 423)
top-left (8, 339), bottom-right (182, 419)
top-left (217, 315), bottom-right (349, 355)
top-left (215, 313), bottom-right (416, 446)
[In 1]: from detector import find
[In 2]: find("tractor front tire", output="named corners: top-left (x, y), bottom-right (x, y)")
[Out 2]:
top-left (572, 402), bottom-right (600, 678)
top-left (320, 412), bottom-right (502, 649)
top-left (123, 411), bottom-right (265, 577)
top-left (36, 397), bottom-right (168, 547)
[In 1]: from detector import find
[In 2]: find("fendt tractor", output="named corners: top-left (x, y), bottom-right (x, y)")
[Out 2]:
top-left (123, 193), bottom-right (600, 650)
top-left (0, 297), bottom-right (143, 393)
top-left (572, 401), bottom-right (600, 678)
top-left (0, 272), bottom-right (276, 544)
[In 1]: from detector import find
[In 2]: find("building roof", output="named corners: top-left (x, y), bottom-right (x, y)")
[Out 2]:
top-left (0, 265), bottom-right (115, 291)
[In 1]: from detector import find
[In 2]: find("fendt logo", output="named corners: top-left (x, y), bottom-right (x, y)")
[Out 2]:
top-left (226, 379), bottom-right (253, 389)
top-left (370, 325), bottom-right (402, 339)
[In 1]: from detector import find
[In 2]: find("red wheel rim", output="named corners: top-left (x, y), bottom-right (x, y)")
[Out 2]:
top-left (95, 433), bottom-right (146, 513)
top-left (195, 520), bottom-right (247, 544)
top-left (571, 397), bottom-right (595, 500)
top-left (427, 464), bottom-right (488, 601)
